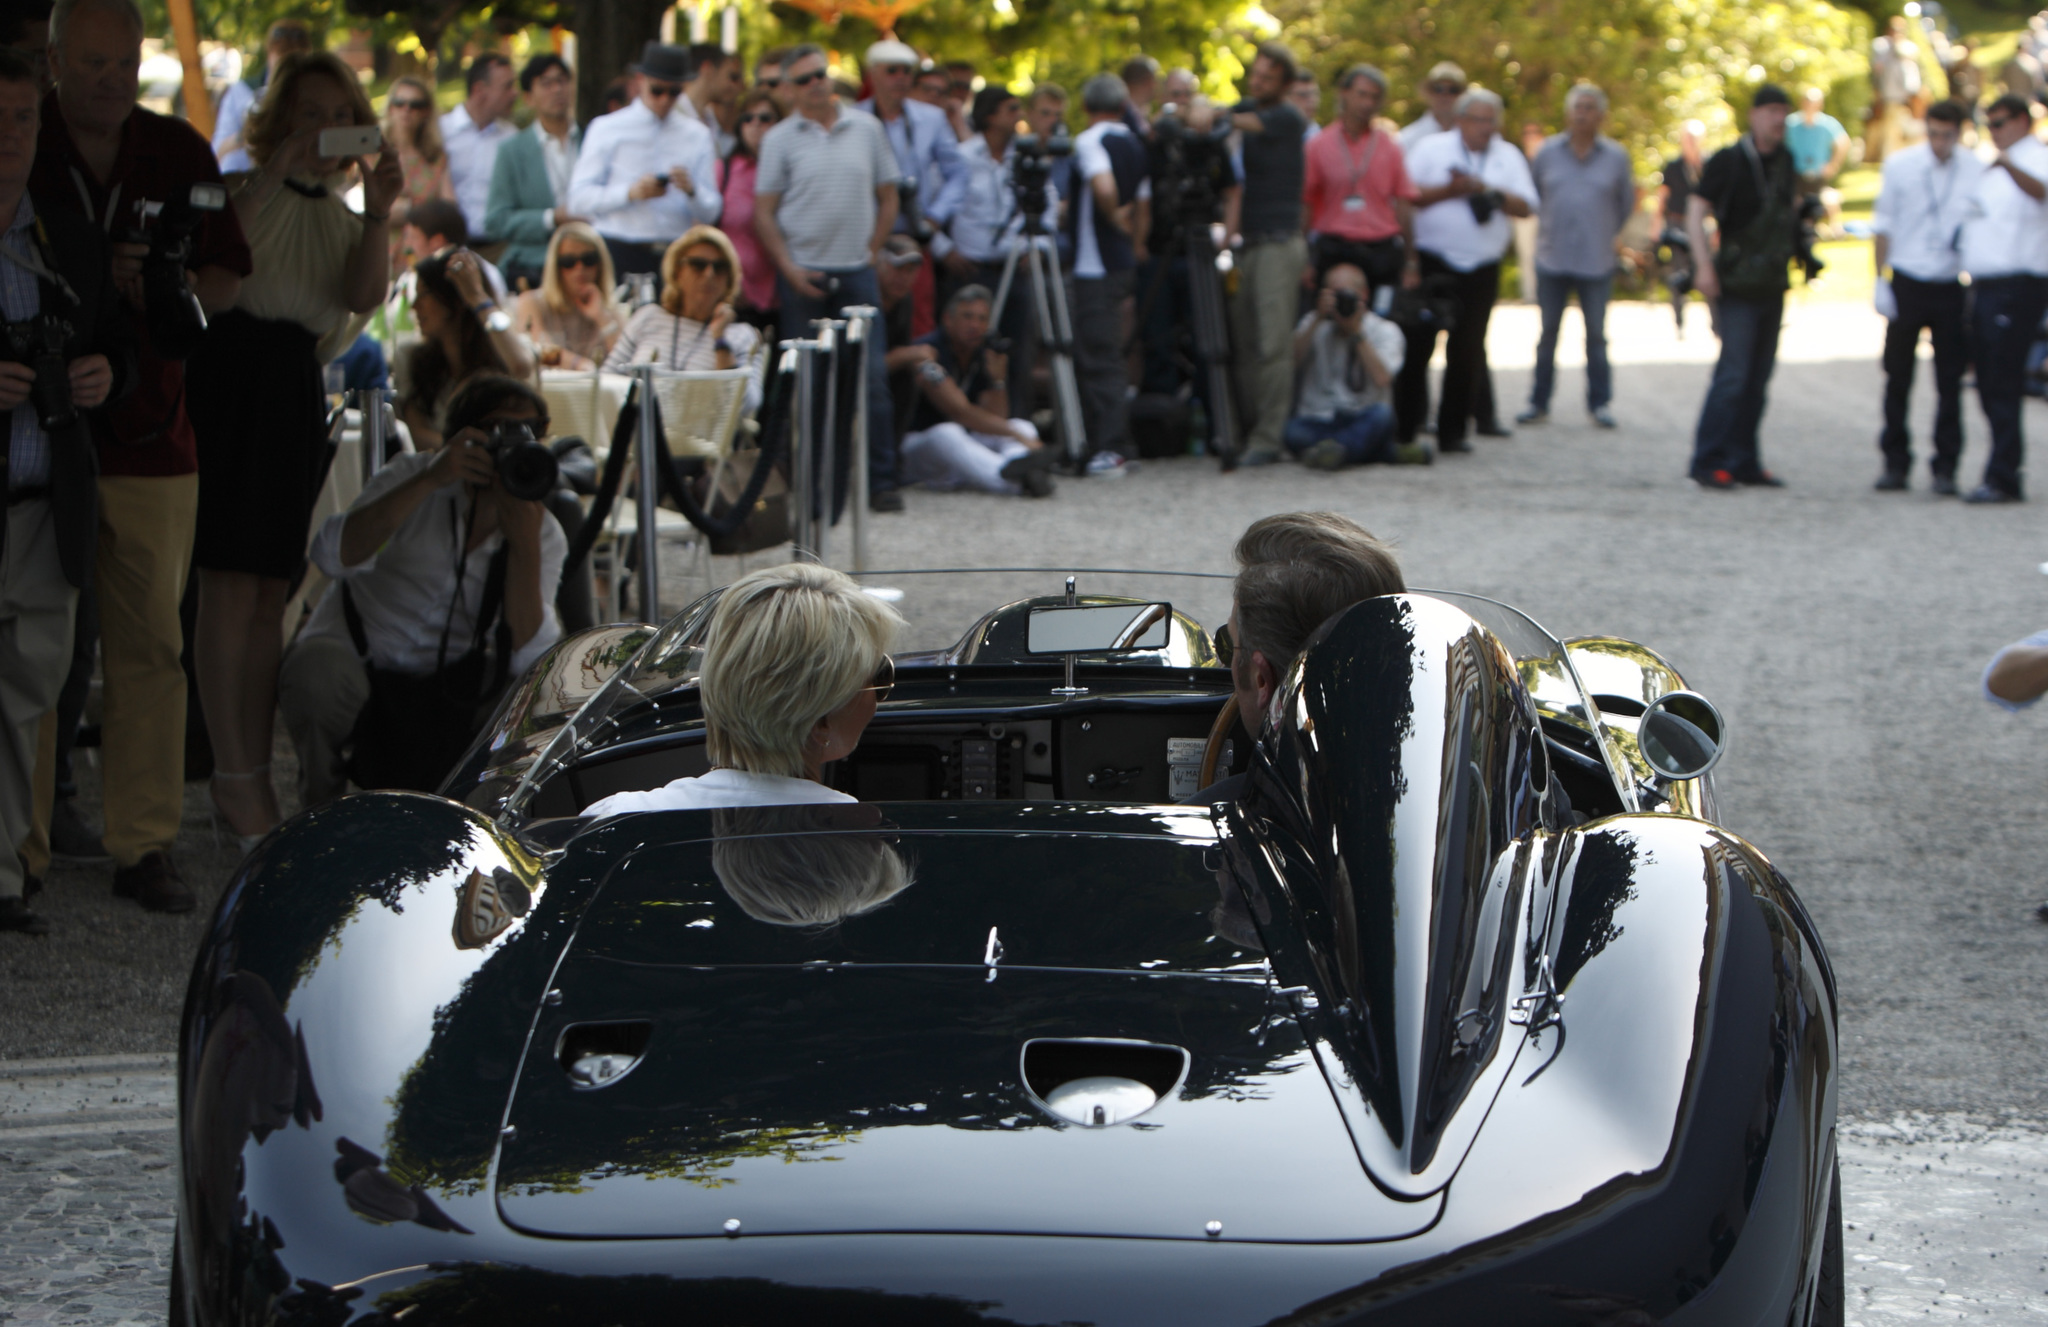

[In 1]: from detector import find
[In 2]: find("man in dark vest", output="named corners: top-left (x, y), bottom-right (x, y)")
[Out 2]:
top-left (1687, 84), bottom-right (1798, 489)
top-left (1065, 71), bottom-right (1148, 473)
top-left (0, 44), bottom-right (134, 933)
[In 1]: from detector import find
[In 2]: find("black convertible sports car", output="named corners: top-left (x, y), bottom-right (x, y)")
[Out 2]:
top-left (174, 570), bottom-right (1840, 1326)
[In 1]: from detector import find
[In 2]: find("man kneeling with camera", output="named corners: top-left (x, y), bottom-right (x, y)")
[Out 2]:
top-left (279, 375), bottom-right (567, 806)
top-left (1284, 263), bottom-right (1425, 470)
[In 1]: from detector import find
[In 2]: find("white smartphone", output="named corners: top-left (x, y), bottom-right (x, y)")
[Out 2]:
top-left (318, 125), bottom-right (383, 158)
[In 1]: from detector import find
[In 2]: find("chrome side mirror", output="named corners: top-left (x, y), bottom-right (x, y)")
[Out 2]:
top-left (1637, 690), bottom-right (1725, 781)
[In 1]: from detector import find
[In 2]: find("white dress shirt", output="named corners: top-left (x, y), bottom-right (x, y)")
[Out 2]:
top-left (304, 452), bottom-right (567, 678)
top-left (441, 106), bottom-right (514, 240)
top-left (1961, 136), bottom-right (2048, 280)
top-left (583, 767), bottom-right (855, 817)
top-left (539, 124), bottom-right (579, 225)
top-left (1407, 131), bottom-right (1538, 272)
top-left (1398, 114), bottom-right (1454, 152)
top-left (569, 99), bottom-right (724, 246)
top-left (1873, 142), bottom-right (1984, 283)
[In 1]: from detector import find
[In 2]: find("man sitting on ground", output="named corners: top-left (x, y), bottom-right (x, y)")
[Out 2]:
top-left (1286, 264), bottom-right (1425, 470)
top-left (279, 376), bottom-right (567, 805)
top-left (895, 285), bottom-right (1058, 498)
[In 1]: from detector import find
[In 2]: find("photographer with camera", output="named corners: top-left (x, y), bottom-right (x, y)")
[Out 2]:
top-left (1224, 42), bottom-right (1309, 468)
top-left (1686, 84), bottom-right (1800, 490)
top-left (14, 0), bottom-right (250, 913)
top-left (1284, 263), bottom-right (1424, 470)
top-left (896, 284), bottom-right (1057, 497)
top-left (934, 86), bottom-right (1055, 403)
top-left (1397, 88), bottom-right (1533, 455)
top-left (279, 374), bottom-right (566, 805)
top-left (0, 46), bottom-right (133, 934)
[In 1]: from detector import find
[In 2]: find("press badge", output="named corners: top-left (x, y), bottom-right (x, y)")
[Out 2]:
top-left (1342, 196), bottom-right (1366, 211)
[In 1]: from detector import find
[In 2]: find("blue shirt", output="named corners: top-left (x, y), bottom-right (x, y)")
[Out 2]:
top-left (1, 196), bottom-right (50, 489)
top-left (1786, 112), bottom-right (1847, 177)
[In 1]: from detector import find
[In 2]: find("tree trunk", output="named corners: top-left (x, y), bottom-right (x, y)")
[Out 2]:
top-left (573, 0), bottom-right (671, 126)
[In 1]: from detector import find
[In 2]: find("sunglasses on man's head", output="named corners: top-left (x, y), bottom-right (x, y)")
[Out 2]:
top-left (790, 68), bottom-right (828, 87)
top-left (558, 250), bottom-right (602, 269)
top-left (391, 98), bottom-right (431, 111)
top-left (684, 255), bottom-right (732, 276)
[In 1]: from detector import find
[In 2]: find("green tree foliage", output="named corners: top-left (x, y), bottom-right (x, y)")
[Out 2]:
top-left (1266, 0), bottom-right (1871, 170)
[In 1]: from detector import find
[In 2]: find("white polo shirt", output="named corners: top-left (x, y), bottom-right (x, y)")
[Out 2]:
top-left (1407, 130), bottom-right (1537, 272)
top-left (1962, 135), bottom-right (2048, 279)
top-left (1874, 141), bottom-right (1985, 283)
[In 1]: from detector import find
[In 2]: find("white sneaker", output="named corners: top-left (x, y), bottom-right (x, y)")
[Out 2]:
top-left (1087, 451), bottom-right (1136, 477)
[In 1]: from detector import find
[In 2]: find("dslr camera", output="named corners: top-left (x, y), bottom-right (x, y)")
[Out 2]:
top-left (126, 183), bottom-right (228, 360)
top-left (1010, 127), bottom-right (1072, 227)
top-left (4, 313), bottom-right (77, 433)
top-left (1331, 288), bottom-right (1361, 320)
top-left (1468, 189), bottom-right (1505, 224)
top-left (897, 177), bottom-right (935, 242)
top-left (486, 421), bottom-right (559, 502)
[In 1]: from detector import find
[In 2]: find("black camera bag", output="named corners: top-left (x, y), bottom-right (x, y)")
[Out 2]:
top-left (341, 546), bottom-right (513, 794)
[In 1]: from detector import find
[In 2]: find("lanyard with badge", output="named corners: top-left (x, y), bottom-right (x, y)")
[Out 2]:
top-left (1341, 126), bottom-right (1382, 213)
top-left (1923, 154), bottom-right (1962, 253)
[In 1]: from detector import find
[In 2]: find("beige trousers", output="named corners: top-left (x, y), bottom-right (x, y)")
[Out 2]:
top-left (1231, 234), bottom-right (1310, 456)
top-left (1, 501), bottom-right (78, 899)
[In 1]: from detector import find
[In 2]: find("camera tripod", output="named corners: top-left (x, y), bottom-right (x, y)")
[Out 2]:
top-left (1131, 168), bottom-right (1240, 467)
top-left (988, 207), bottom-right (1088, 466)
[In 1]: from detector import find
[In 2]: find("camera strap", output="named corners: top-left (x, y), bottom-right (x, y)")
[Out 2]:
top-left (65, 169), bottom-right (120, 234)
top-left (0, 216), bottom-right (81, 310)
top-left (1343, 127), bottom-right (1383, 200)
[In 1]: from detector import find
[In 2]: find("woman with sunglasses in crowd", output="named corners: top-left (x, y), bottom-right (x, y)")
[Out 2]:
top-left (380, 76), bottom-right (455, 272)
top-left (604, 226), bottom-right (762, 409)
top-left (516, 224), bottom-right (624, 370)
top-left (719, 89), bottom-right (783, 331)
top-left (582, 562), bottom-right (903, 815)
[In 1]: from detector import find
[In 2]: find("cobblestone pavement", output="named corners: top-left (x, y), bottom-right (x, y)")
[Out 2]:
top-left (6, 297), bottom-right (2048, 1319)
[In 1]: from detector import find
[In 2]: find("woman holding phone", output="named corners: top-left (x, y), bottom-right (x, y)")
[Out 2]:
top-left (185, 50), bottom-right (404, 846)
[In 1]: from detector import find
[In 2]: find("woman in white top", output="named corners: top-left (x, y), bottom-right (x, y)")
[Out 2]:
top-left (583, 562), bottom-right (903, 816)
top-left (603, 224), bottom-right (762, 377)
top-left (187, 51), bottom-right (404, 843)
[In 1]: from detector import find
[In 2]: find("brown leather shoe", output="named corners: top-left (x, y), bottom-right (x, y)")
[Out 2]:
top-left (112, 851), bottom-right (195, 914)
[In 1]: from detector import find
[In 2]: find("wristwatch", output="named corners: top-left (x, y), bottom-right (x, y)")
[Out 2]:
top-left (474, 298), bottom-right (513, 334)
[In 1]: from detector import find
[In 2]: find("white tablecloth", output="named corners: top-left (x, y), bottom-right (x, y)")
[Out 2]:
top-left (540, 370), bottom-right (636, 454)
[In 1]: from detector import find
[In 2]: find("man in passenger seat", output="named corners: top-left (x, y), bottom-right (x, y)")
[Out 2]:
top-left (1194, 511), bottom-right (1405, 805)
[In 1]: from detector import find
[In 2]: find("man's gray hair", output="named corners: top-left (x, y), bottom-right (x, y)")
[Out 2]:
top-left (1565, 82), bottom-right (1607, 113)
top-left (783, 43), bottom-right (827, 69)
top-left (1339, 64), bottom-right (1386, 95)
top-left (1455, 87), bottom-right (1504, 118)
top-left (51, 0), bottom-right (145, 46)
top-left (1082, 72), bottom-right (1129, 115)
top-left (944, 283), bottom-right (994, 314)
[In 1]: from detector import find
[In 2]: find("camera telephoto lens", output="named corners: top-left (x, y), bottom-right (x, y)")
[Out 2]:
top-left (488, 423), bottom-right (559, 503)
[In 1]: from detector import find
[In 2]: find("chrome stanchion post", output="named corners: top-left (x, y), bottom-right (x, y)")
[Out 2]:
top-left (360, 387), bottom-right (388, 486)
top-left (843, 306), bottom-right (875, 573)
top-left (812, 319), bottom-right (839, 566)
top-left (634, 364), bottom-right (662, 623)
top-left (792, 341), bottom-right (817, 555)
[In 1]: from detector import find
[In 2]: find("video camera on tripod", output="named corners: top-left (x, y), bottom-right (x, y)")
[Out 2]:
top-left (125, 183), bottom-right (227, 361)
top-left (1009, 128), bottom-right (1072, 229)
top-left (986, 125), bottom-right (1085, 466)
top-left (1150, 106), bottom-right (1233, 226)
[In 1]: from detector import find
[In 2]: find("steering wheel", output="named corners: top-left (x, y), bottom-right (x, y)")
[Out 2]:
top-left (1198, 694), bottom-right (1240, 793)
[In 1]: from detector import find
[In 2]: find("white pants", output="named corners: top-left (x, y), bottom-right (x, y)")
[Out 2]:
top-left (901, 419), bottom-right (1038, 494)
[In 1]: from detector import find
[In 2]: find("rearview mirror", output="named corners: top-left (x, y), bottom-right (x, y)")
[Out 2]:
top-left (1026, 603), bottom-right (1172, 655)
top-left (1637, 690), bottom-right (1725, 781)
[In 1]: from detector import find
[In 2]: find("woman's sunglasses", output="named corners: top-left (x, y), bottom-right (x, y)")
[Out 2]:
top-left (684, 256), bottom-right (732, 276)
top-left (391, 98), bottom-right (431, 111)
top-left (741, 112), bottom-right (777, 125)
top-left (867, 655), bottom-right (895, 701)
top-left (558, 251), bottom-right (602, 269)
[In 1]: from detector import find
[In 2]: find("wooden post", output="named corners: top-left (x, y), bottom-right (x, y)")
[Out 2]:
top-left (165, 0), bottom-right (212, 138)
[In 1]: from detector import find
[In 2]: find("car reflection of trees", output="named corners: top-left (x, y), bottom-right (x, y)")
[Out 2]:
top-left (359, 1265), bottom-right (1047, 1326)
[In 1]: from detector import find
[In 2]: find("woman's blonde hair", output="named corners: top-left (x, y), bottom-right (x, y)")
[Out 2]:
top-left (382, 76), bottom-right (443, 164)
top-left (712, 808), bottom-right (915, 928)
top-left (246, 51), bottom-right (377, 170)
top-left (699, 563), bottom-right (902, 778)
top-left (659, 224), bottom-right (742, 318)
top-left (542, 222), bottom-right (618, 317)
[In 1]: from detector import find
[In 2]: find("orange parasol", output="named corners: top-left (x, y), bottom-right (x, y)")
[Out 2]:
top-left (777, 0), bottom-right (934, 36)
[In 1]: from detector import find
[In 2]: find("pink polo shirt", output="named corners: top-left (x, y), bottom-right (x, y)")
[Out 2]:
top-left (1303, 122), bottom-right (1417, 243)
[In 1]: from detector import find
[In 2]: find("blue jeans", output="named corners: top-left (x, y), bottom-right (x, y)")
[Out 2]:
top-left (1531, 270), bottom-right (1613, 411)
top-left (1969, 274), bottom-right (2048, 497)
top-left (778, 267), bottom-right (899, 497)
top-left (1690, 292), bottom-right (1784, 481)
top-left (1282, 404), bottom-right (1397, 465)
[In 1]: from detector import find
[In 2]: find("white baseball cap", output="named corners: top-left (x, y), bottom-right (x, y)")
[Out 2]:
top-left (865, 40), bottom-right (920, 69)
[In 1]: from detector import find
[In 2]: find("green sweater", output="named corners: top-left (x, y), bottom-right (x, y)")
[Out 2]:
top-left (485, 122), bottom-right (580, 276)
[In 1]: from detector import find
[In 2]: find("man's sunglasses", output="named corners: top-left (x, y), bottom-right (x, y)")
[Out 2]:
top-left (759, 76), bottom-right (784, 88)
top-left (1989, 115), bottom-right (2018, 130)
top-left (647, 82), bottom-right (685, 98)
top-left (1213, 622), bottom-right (1236, 668)
top-left (867, 655), bottom-right (895, 700)
top-left (558, 250), bottom-right (602, 269)
top-left (876, 63), bottom-right (913, 77)
top-left (741, 111), bottom-right (777, 125)
top-left (683, 256), bottom-right (732, 276)
top-left (1428, 82), bottom-right (1464, 96)
top-left (391, 98), bottom-right (432, 112)
top-left (790, 68), bottom-right (828, 87)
